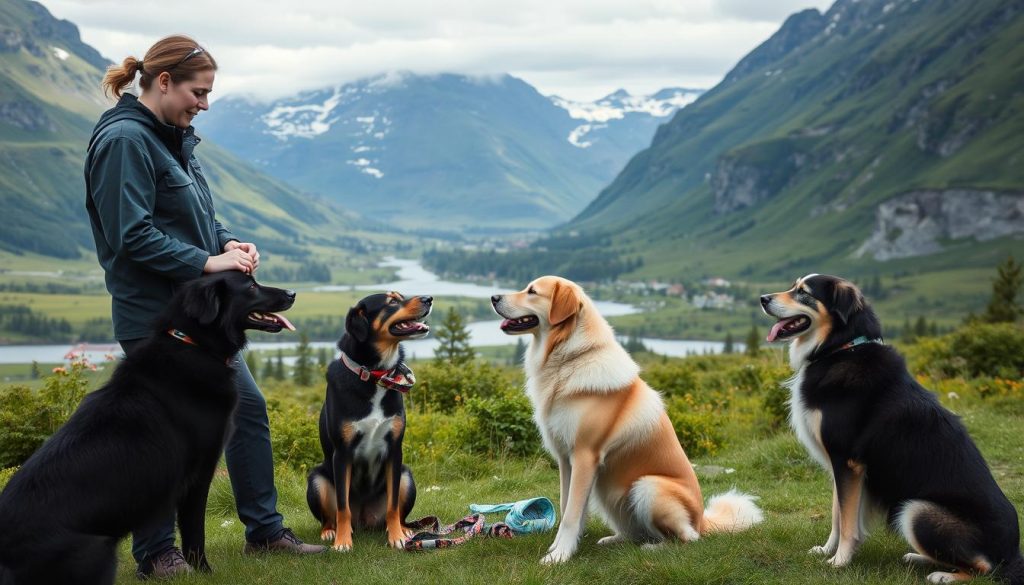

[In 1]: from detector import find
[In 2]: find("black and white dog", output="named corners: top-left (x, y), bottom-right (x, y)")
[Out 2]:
top-left (306, 291), bottom-right (431, 551)
top-left (0, 272), bottom-right (295, 585)
top-left (761, 273), bottom-right (1023, 585)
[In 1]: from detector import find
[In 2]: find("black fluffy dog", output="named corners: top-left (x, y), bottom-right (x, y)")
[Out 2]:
top-left (762, 273), bottom-right (1023, 585)
top-left (306, 291), bottom-right (431, 551)
top-left (0, 272), bottom-right (295, 585)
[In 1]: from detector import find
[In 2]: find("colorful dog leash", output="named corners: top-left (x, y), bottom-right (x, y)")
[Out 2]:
top-left (403, 514), bottom-right (513, 551)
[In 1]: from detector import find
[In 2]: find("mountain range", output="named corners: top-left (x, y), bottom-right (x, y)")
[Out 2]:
top-left (199, 76), bottom-right (701, 231)
top-left (563, 0), bottom-right (1024, 281)
top-left (0, 0), bottom-right (361, 260)
top-left (3, 0), bottom-right (1021, 295)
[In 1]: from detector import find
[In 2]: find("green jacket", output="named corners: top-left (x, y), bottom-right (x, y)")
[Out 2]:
top-left (85, 93), bottom-right (236, 341)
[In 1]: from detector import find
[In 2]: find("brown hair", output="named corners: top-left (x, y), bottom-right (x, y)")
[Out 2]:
top-left (102, 35), bottom-right (218, 99)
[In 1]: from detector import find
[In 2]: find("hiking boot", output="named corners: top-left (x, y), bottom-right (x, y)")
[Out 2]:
top-left (243, 528), bottom-right (327, 555)
top-left (136, 546), bottom-right (194, 580)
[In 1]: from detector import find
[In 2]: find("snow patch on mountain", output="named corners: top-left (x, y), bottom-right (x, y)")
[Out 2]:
top-left (552, 89), bottom-right (701, 149)
top-left (347, 157), bottom-right (384, 179)
top-left (551, 89), bottom-right (699, 123)
top-left (568, 124), bottom-right (606, 148)
top-left (262, 87), bottom-right (352, 139)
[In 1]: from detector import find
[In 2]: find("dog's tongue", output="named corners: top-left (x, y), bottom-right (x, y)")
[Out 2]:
top-left (270, 312), bottom-right (295, 331)
top-left (500, 319), bottom-right (513, 329)
top-left (767, 318), bottom-right (795, 342)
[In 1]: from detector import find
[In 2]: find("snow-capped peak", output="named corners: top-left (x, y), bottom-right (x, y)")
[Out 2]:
top-left (552, 88), bottom-right (703, 148)
top-left (261, 86), bottom-right (352, 139)
top-left (550, 88), bottom-right (701, 123)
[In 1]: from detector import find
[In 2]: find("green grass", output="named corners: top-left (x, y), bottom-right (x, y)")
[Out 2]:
top-left (105, 387), bottom-right (1020, 584)
top-left (104, 452), bottom-right (1015, 585)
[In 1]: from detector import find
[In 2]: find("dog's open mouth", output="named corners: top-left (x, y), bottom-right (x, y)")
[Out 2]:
top-left (500, 315), bottom-right (539, 333)
top-left (390, 319), bottom-right (429, 337)
top-left (767, 315), bottom-right (811, 342)
top-left (248, 311), bottom-right (296, 333)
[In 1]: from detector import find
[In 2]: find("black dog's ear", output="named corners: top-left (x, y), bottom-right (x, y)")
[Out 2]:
top-left (345, 304), bottom-right (370, 342)
top-left (831, 280), bottom-right (864, 325)
top-left (183, 279), bottom-right (222, 326)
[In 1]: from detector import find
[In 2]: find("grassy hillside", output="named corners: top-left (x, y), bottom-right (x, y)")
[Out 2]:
top-left (561, 0), bottom-right (1023, 283)
top-left (0, 0), bottom-right (372, 261)
top-left (3, 323), bottom-right (1020, 584)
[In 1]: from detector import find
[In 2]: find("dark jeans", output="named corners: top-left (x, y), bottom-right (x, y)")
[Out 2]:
top-left (120, 339), bottom-right (285, 564)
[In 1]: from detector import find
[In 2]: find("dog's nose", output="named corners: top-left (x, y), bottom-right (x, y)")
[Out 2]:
top-left (760, 295), bottom-right (771, 308)
top-left (491, 295), bottom-right (501, 305)
top-left (285, 289), bottom-right (296, 300)
top-left (420, 295), bottom-right (433, 305)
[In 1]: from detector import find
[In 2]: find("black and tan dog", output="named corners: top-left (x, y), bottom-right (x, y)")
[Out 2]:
top-left (761, 273), bottom-right (1023, 585)
top-left (0, 272), bottom-right (295, 585)
top-left (306, 291), bottom-right (431, 551)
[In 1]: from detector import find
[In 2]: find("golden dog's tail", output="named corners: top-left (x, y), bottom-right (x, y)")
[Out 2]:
top-left (700, 489), bottom-right (764, 534)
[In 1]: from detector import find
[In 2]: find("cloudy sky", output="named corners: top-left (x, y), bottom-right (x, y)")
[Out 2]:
top-left (39, 0), bottom-right (833, 102)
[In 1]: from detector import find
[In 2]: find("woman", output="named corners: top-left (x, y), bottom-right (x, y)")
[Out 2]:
top-left (84, 35), bottom-right (325, 579)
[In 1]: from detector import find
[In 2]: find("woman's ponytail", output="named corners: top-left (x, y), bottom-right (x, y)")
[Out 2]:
top-left (101, 56), bottom-right (142, 99)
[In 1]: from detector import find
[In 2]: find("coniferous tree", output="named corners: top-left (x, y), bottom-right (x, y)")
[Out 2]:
top-left (274, 349), bottom-right (285, 381)
top-left (903, 315), bottom-right (915, 342)
top-left (723, 332), bottom-right (735, 354)
top-left (914, 316), bottom-right (929, 339)
top-left (983, 254), bottom-right (1023, 323)
top-left (262, 356), bottom-right (274, 381)
top-left (624, 334), bottom-right (648, 354)
top-left (244, 350), bottom-right (258, 374)
top-left (293, 333), bottom-right (313, 386)
top-left (745, 325), bottom-right (761, 357)
top-left (433, 307), bottom-right (475, 366)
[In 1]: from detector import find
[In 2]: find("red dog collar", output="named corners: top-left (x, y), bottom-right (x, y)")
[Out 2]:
top-left (167, 329), bottom-right (198, 346)
top-left (339, 352), bottom-right (415, 393)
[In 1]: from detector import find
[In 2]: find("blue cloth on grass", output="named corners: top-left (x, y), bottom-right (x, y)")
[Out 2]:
top-left (468, 497), bottom-right (556, 534)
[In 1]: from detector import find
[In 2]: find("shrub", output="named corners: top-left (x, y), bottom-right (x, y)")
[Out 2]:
top-left (907, 322), bottom-right (1024, 379)
top-left (266, 399), bottom-right (321, 472)
top-left (458, 388), bottom-right (541, 457)
top-left (664, 394), bottom-right (726, 459)
top-left (409, 360), bottom-right (522, 414)
top-left (642, 361), bottom-right (700, 397)
top-left (404, 410), bottom-right (466, 465)
top-left (0, 357), bottom-right (92, 468)
top-left (762, 379), bottom-right (791, 430)
top-left (0, 466), bottom-right (16, 490)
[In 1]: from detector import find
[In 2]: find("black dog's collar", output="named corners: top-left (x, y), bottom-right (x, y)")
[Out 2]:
top-left (339, 351), bottom-right (415, 393)
top-left (167, 328), bottom-right (235, 366)
top-left (167, 329), bottom-right (198, 346)
top-left (819, 335), bottom-right (884, 362)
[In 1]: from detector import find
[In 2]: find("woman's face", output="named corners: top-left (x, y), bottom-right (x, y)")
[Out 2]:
top-left (159, 69), bottom-right (215, 128)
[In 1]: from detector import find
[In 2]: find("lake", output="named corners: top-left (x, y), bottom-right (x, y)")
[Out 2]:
top-left (0, 258), bottom-right (732, 363)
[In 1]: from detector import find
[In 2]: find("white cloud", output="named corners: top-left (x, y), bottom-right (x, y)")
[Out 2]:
top-left (38, 0), bottom-right (833, 101)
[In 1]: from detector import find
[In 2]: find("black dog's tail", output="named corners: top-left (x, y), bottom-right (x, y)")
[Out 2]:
top-left (1001, 554), bottom-right (1024, 585)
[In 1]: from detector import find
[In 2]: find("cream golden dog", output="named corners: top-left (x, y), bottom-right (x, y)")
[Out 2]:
top-left (491, 275), bottom-right (763, 564)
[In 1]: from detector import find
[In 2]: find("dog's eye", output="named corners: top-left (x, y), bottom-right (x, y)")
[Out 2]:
top-left (389, 297), bottom-right (398, 305)
top-left (528, 286), bottom-right (536, 295)
top-left (248, 282), bottom-right (257, 290)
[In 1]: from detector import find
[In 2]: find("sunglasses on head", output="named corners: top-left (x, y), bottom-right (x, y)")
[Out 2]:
top-left (170, 47), bottom-right (204, 70)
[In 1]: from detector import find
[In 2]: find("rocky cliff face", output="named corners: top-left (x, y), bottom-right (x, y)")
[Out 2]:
top-left (855, 190), bottom-right (1024, 260)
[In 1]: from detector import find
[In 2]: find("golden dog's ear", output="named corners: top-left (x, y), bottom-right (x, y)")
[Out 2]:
top-left (549, 281), bottom-right (581, 326)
